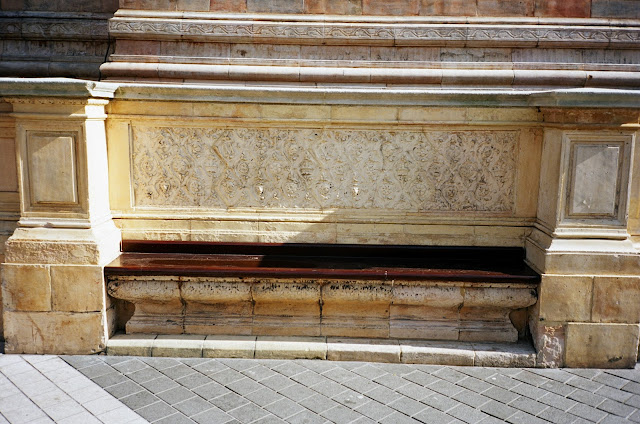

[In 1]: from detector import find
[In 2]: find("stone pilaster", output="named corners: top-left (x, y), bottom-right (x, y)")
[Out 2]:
top-left (1, 82), bottom-right (121, 354)
top-left (527, 125), bottom-right (640, 368)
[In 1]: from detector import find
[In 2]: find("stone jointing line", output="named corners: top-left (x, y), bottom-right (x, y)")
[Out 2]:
top-left (108, 17), bottom-right (640, 48)
top-left (131, 126), bottom-right (517, 213)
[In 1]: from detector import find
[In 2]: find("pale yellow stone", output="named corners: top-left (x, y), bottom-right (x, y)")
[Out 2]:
top-left (327, 338), bottom-right (400, 363)
top-left (107, 333), bottom-right (157, 357)
top-left (398, 107), bottom-right (468, 122)
top-left (565, 323), bottom-right (640, 368)
top-left (152, 335), bottom-right (206, 358)
top-left (2, 264), bottom-right (51, 312)
top-left (110, 101), bottom-right (193, 116)
top-left (0, 137), bottom-right (17, 192)
top-left (515, 128), bottom-right (543, 217)
top-left (5, 224), bottom-right (120, 266)
top-left (50, 265), bottom-right (106, 312)
top-left (592, 277), bottom-right (640, 324)
top-left (3, 311), bottom-right (106, 354)
top-left (536, 129), bottom-right (563, 229)
top-left (390, 307), bottom-right (460, 340)
top-left (400, 341), bottom-right (474, 365)
top-left (203, 335), bottom-right (256, 358)
top-left (192, 103), bottom-right (262, 119)
top-left (538, 275), bottom-right (593, 322)
top-left (258, 105), bottom-right (331, 121)
top-left (255, 336), bottom-right (327, 360)
top-left (466, 108), bottom-right (541, 123)
top-left (106, 120), bottom-right (133, 212)
top-left (392, 284), bottom-right (463, 307)
top-left (331, 106), bottom-right (397, 122)
top-left (181, 279), bottom-right (252, 303)
top-left (191, 220), bottom-right (260, 232)
top-left (26, 134), bottom-right (78, 205)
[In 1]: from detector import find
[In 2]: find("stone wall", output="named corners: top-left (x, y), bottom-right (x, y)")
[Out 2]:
top-left (0, 0), bottom-right (118, 79)
top-left (118, 0), bottom-right (640, 18)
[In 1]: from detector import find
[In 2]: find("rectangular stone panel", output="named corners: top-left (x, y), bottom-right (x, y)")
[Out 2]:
top-left (592, 0), bottom-right (640, 18)
top-left (569, 143), bottom-right (621, 217)
top-left (26, 133), bottom-right (78, 206)
top-left (131, 126), bottom-right (518, 214)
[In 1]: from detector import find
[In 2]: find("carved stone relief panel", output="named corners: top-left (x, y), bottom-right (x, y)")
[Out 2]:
top-left (131, 126), bottom-right (517, 213)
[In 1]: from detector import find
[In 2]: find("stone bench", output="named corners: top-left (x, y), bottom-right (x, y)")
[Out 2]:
top-left (105, 241), bottom-right (539, 344)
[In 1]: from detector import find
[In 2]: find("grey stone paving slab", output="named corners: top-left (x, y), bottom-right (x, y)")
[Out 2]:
top-left (8, 354), bottom-right (640, 424)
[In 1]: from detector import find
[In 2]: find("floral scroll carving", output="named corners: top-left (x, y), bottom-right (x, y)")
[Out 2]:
top-left (131, 126), bottom-right (517, 213)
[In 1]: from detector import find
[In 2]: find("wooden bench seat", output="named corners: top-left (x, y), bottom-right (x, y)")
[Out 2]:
top-left (105, 241), bottom-right (539, 343)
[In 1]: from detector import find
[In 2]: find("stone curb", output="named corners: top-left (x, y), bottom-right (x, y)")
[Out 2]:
top-left (107, 334), bottom-right (537, 367)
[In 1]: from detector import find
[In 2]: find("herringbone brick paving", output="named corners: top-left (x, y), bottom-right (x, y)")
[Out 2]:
top-left (4, 353), bottom-right (640, 423)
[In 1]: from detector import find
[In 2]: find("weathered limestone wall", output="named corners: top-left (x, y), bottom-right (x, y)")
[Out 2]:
top-left (0, 81), bottom-right (122, 353)
top-left (106, 100), bottom-right (541, 246)
top-left (1, 0), bottom-right (640, 365)
top-left (118, 0), bottom-right (640, 18)
top-left (527, 109), bottom-right (640, 368)
top-left (0, 100), bottom-right (18, 340)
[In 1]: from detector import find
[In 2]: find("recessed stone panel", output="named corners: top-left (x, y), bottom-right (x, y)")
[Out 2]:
top-left (569, 143), bottom-right (620, 216)
top-left (26, 133), bottom-right (78, 206)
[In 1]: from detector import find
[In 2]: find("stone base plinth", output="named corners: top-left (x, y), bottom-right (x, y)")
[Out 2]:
top-left (108, 276), bottom-right (537, 343)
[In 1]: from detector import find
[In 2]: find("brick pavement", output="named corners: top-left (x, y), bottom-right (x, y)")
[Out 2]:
top-left (3, 353), bottom-right (640, 423)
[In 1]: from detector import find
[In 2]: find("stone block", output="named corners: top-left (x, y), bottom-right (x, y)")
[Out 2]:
top-left (592, 277), bottom-right (640, 323)
top-left (390, 305), bottom-right (460, 340)
top-left (538, 275), bottom-right (593, 322)
top-left (401, 341), bottom-right (474, 365)
top-left (203, 335), bottom-right (256, 358)
top-left (255, 336), bottom-right (327, 359)
top-left (0, 138), bottom-right (17, 192)
top-left (565, 323), bottom-right (640, 368)
top-left (331, 106), bottom-right (398, 122)
top-left (246, 0), bottom-right (303, 13)
top-left (305, 0), bottom-right (362, 14)
top-left (50, 265), bottom-right (105, 312)
top-left (177, 0), bottom-right (208, 10)
top-left (476, 0), bottom-right (535, 16)
top-left (185, 303), bottom-right (253, 335)
top-left (363, 0), bottom-right (419, 15)
top-left (152, 335), bottom-right (205, 358)
top-left (531, 323), bottom-right (565, 368)
top-left (419, 0), bottom-right (477, 15)
top-left (4, 311), bottom-right (106, 354)
top-left (534, 0), bottom-right (591, 17)
top-left (473, 343), bottom-right (537, 367)
top-left (119, 0), bottom-right (177, 9)
top-left (327, 338), bottom-right (400, 363)
top-left (107, 333), bottom-right (157, 356)
top-left (592, 0), bottom-right (640, 18)
top-left (2, 264), bottom-right (51, 312)
top-left (209, 0), bottom-right (247, 12)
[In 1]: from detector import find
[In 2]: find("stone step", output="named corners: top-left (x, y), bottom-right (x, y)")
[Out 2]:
top-left (107, 334), bottom-right (537, 368)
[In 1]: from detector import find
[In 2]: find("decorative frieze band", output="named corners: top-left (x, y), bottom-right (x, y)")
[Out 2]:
top-left (109, 16), bottom-right (640, 48)
top-left (131, 126), bottom-right (517, 213)
top-left (0, 17), bottom-right (108, 41)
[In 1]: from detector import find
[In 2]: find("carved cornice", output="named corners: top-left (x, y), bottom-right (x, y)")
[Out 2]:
top-left (108, 15), bottom-right (640, 48)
